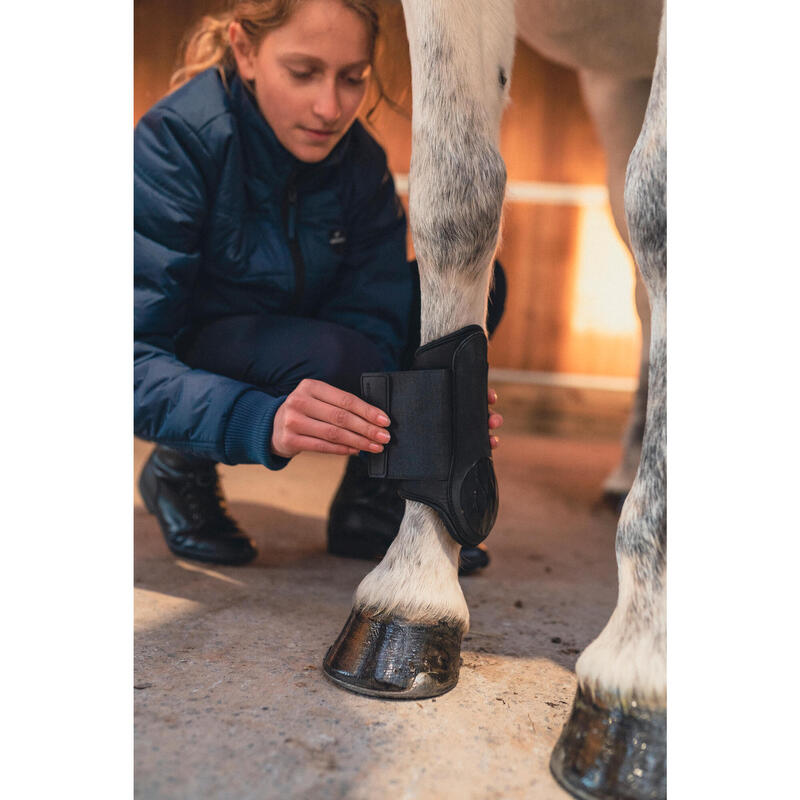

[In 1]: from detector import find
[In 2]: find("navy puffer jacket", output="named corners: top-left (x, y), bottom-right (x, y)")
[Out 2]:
top-left (134, 69), bottom-right (412, 469)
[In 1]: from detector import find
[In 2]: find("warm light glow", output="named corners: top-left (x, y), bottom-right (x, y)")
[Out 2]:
top-left (570, 205), bottom-right (638, 336)
top-left (134, 587), bottom-right (203, 634)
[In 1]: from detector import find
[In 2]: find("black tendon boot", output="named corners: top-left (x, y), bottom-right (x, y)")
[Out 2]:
top-left (138, 446), bottom-right (257, 565)
top-left (327, 456), bottom-right (489, 575)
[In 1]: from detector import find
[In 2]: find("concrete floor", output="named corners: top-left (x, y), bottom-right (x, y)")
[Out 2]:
top-left (134, 387), bottom-right (626, 799)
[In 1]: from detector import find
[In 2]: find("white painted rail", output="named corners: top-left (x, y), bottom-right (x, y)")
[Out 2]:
top-left (393, 174), bottom-right (609, 208)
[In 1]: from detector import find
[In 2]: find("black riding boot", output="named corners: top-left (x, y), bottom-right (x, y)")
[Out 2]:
top-left (138, 446), bottom-right (257, 565)
top-left (327, 456), bottom-right (489, 576)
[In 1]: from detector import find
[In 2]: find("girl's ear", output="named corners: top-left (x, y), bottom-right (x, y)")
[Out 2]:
top-left (228, 22), bottom-right (257, 81)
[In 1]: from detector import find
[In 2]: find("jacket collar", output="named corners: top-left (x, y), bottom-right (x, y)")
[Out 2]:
top-left (229, 71), bottom-right (352, 192)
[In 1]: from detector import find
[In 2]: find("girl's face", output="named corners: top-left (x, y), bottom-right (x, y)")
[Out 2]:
top-left (230, 0), bottom-right (372, 163)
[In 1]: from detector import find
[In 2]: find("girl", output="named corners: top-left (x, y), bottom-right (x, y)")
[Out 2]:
top-left (134, 0), bottom-right (505, 571)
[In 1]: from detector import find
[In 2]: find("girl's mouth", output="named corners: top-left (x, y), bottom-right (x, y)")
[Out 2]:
top-left (300, 127), bottom-right (337, 140)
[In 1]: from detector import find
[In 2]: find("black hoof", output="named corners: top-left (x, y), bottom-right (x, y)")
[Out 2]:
top-left (550, 686), bottom-right (666, 800)
top-left (323, 609), bottom-right (462, 699)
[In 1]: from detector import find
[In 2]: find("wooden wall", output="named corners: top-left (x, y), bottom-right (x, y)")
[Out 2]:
top-left (134, 0), bottom-right (640, 378)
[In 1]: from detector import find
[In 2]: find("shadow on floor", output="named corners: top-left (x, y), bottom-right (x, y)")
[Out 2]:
top-left (134, 429), bottom-right (624, 799)
top-left (135, 500), bottom-right (612, 673)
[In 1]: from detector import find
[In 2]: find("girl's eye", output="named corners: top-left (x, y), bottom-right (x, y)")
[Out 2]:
top-left (289, 70), bottom-right (313, 80)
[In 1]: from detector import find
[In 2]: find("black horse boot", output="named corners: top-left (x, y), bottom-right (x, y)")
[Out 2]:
top-left (327, 456), bottom-right (489, 575)
top-left (138, 446), bottom-right (257, 565)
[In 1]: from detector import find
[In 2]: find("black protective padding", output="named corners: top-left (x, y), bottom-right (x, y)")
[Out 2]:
top-left (361, 325), bottom-right (498, 547)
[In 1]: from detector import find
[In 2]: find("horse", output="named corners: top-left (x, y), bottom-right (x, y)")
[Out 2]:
top-left (322, 2), bottom-right (667, 799)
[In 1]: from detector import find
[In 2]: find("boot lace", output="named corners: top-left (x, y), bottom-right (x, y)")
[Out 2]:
top-left (178, 468), bottom-right (236, 530)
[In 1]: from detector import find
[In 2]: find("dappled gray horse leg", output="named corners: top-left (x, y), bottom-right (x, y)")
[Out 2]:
top-left (578, 69), bottom-right (653, 508)
top-left (323, 0), bottom-right (514, 698)
top-left (551, 11), bottom-right (667, 800)
top-left (603, 240), bottom-right (651, 511)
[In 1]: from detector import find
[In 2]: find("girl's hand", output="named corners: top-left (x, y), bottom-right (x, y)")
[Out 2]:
top-left (271, 380), bottom-right (504, 459)
top-left (489, 388), bottom-right (503, 450)
top-left (271, 379), bottom-right (391, 459)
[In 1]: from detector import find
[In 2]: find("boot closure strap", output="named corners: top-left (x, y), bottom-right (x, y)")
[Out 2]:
top-left (361, 325), bottom-right (498, 547)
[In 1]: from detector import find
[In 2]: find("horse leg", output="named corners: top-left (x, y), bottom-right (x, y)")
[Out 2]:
top-left (601, 270), bottom-right (650, 507)
top-left (323, 0), bottom-right (515, 698)
top-left (578, 69), bottom-right (653, 509)
top-left (607, 270), bottom-right (651, 500)
top-left (550, 11), bottom-right (667, 800)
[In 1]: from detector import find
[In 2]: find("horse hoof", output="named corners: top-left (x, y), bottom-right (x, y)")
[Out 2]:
top-left (550, 686), bottom-right (666, 800)
top-left (323, 609), bottom-right (462, 699)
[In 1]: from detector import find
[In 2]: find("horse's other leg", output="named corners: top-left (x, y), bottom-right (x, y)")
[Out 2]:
top-left (323, 0), bottom-right (515, 699)
top-left (609, 271), bottom-right (651, 499)
top-left (551, 12), bottom-right (666, 800)
top-left (578, 70), bottom-right (653, 510)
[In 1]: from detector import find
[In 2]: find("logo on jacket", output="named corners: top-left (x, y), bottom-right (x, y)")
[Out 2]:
top-left (328, 229), bottom-right (347, 254)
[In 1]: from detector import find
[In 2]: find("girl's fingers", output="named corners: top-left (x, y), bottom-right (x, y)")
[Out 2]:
top-left (490, 435), bottom-right (499, 450)
top-left (299, 396), bottom-right (391, 445)
top-left (488, 388), bottom-right (498, 405)
top-left (305, 379), bottom-right (390, 427)
top-left (294, 415), bottom-right (386, 452)
top-left (489, 412), bottom-right (503, 429)
top-left (287, 434), bottom-right (361, 456)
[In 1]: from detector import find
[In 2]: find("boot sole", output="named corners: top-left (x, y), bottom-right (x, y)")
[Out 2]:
top-left (164, 544), bottom-right (257, 566)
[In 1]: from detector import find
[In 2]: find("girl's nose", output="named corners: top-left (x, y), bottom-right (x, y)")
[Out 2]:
top-left (312, 80), bottom-right (341, 124)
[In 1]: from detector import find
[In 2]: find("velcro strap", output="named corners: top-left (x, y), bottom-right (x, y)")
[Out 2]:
top-left (361, 369), bottom-right (452, 480)
top-left (359, 325), bottom-right (498, 547)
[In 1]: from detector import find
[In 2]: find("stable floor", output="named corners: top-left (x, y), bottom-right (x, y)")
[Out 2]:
top-left (134, 386), bottom-right (626, 799)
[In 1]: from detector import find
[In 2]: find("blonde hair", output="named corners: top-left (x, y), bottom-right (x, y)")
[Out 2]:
top-left (170, 0), bottom-right (394, 120)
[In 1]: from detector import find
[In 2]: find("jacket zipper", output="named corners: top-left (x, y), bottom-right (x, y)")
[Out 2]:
top-left (284, 180), bottom-right (305, 314)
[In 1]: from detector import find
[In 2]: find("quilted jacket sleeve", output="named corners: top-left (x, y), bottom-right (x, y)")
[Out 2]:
top-left (134, 105), bottom-right (289, 468)
top-left (316, 136), bottom-right (414, 371)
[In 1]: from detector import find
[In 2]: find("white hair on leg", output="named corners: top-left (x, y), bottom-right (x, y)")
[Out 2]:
top-left (576, 14), bottom-right (667, 712)
top-left (577, 303), bottom-right (666, 710)
top-left (575, 557), bottom-right (666, 709)
top-left (355, 501), bottom-right (469, 628)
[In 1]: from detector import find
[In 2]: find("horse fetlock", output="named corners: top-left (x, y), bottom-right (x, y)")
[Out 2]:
top-left (324, 501), bottom-right (467, 700)
top-left (353, 502), bottom-right (469, 629)
top-left (555, 560), bottom-right (665, 800)
top-left (576, 618), bottom-right (666, 712)
top-left (575, 559), bottom-right (666, 710)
